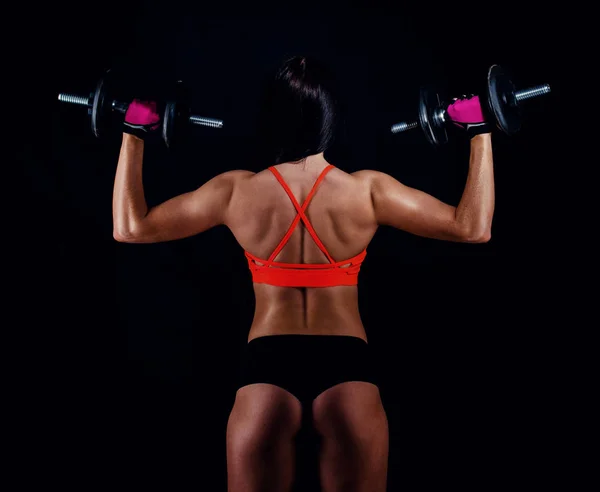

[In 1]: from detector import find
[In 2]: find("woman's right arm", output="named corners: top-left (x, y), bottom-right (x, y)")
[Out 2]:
top-left (361, 133), bottom-right (494, 243)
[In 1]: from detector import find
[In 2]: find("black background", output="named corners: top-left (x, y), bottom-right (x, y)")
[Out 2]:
top-left (19, 1), bottom-right (569, 490)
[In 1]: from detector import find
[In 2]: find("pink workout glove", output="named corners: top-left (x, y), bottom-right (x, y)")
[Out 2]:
top-left (123, 99), bottom-right (162, 140)
top-left (446, 95), bottom-right (492, 139)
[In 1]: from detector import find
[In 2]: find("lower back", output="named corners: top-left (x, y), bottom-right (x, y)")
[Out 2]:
top-left (247, 284), bottom-right (367, 342)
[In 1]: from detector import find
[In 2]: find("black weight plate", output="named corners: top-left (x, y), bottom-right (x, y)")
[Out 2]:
top-left (487, 64), bottom-right (521, 135)
top-left (91, 71), bottom-right (113, 138)
top-left (419, 85), bottom-right (447, 146)
top-left (91, 77), bottom-right (106, 138)
top-left (162, 101), bottom-right (176, 148)
top-left (162, 80), bottom-right (191, 148)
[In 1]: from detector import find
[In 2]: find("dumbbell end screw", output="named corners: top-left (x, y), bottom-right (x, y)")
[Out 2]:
top-left (189, 115), bottom-right (224, 129)
top-left (515, 84), bottom-right (551, 102)
top-left (391, 121), bottom-right (418, 133)
top-left (58, 93), bottom-right (90, 107)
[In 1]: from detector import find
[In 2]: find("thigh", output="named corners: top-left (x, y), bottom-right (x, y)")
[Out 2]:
top-left (227, 383), bottom-right (303, 448)
top-left (226, 383), bottom-right (303, 492)
top-left (312, 382), bottom-right (389, 492)
top-left (313, 380), bottom-right (387, 441)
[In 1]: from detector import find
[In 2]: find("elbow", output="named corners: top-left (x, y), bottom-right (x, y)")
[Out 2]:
top-left (463, 226), bottom-right (492, 243)
top-left (469, 229), bottom-right (491, 243)
top-left (113, 220), bottom-right (155, 243)
top-left (456, 220), bottom-right (491, 243)
top-left (113, 222), bottom-right (141, 243)
top-left (113, 227), bottom-right (134, 243)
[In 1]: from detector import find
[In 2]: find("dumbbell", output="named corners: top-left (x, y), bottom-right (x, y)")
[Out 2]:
top-left (390, 64), bottom-right (551, 146)
top-left (57, 70), bottom-right (224, 147)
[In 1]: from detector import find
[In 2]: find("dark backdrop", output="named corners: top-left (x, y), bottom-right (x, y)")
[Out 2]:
top-left (21, 1), bottom-right (566, 490)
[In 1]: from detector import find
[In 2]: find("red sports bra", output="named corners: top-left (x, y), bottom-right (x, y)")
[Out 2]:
top-left (244, 164), bottom-right (367, 287)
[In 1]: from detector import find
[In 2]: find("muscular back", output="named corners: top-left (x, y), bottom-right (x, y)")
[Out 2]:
top-left (225, 161), bottom-right (378, 341)
top-left (114, 135), bottom-right (493, 341)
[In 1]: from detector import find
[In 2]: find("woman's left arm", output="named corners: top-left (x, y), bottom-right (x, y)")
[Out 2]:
top-left (113, 133), bottom-right (252, 243)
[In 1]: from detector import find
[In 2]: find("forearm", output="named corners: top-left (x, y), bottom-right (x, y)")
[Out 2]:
top-left (112, 134), bottom-right (148, 238)
top-left (455, 134), bottom-right (494, 241)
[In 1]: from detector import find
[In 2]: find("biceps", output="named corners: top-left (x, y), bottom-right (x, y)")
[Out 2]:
top-left (374, 183), bottom-right (464, 241)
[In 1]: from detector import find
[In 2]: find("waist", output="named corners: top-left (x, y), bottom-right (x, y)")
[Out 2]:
top-left (246, 334), bottom-right (369, 351)
top-left (249, 302), bottom-right (366, 342)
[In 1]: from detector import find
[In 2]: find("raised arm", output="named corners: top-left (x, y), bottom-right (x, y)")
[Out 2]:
top-left (112, 133), bottom-right (252, 243)
top-left (365, 133), bottom-right (494, 242)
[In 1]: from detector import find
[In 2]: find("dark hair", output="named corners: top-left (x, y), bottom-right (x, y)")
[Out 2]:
top-left (258, 55), bottom-right (339, 164)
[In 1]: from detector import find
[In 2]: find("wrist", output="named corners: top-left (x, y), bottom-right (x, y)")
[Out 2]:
top-left (123, 132), bottom-right (145, 145)
top-left (470, 133), bottom-right (492, 145)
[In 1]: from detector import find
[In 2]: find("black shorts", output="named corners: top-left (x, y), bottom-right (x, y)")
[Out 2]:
top-left (237, 334), bottom-right (379, 406)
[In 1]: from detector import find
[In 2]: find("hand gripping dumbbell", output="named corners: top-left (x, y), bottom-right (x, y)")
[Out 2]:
top-left (57, 70), bottom-right (224, 147)
top-left (391, 64), bottom-right (551, 146)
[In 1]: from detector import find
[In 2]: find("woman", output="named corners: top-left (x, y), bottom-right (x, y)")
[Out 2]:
top-left (113, 55), bottom-right (494, 492)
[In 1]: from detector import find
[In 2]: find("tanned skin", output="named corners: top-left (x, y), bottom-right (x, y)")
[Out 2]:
top-left (114, 131), bottom-right (494, 492)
